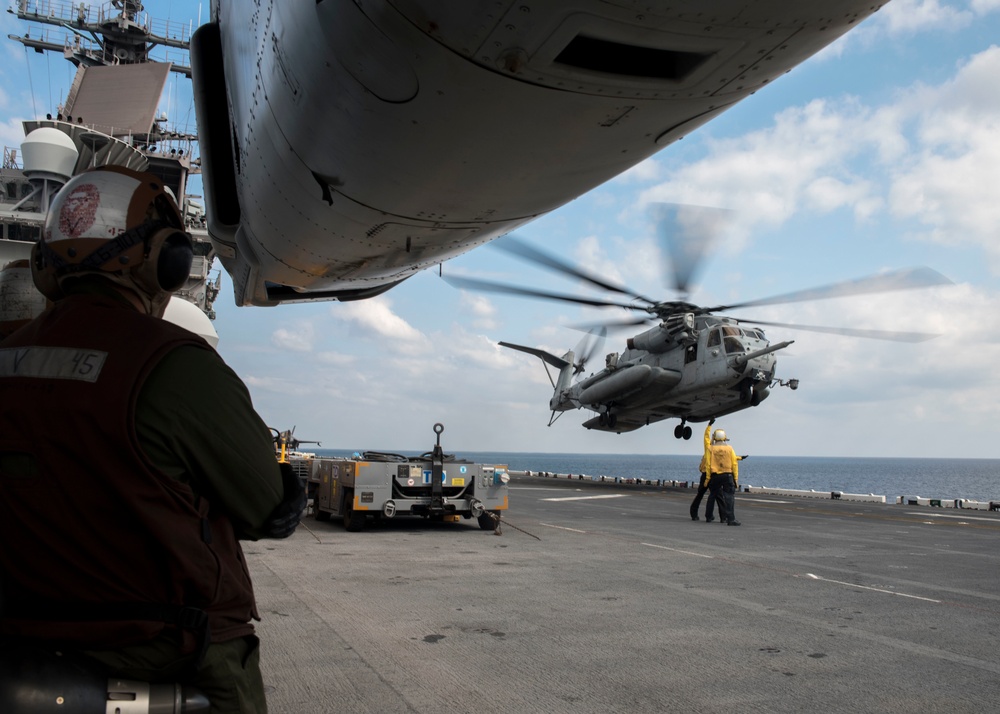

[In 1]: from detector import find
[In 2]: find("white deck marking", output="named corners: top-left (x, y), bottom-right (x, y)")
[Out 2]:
top-left (539, 523), bottom-right (587, 533)
top-left (805, 573), bottom-right (940, 603)
top-left (512, 487), bottom-right (584, 492)
top-left (541, 494), bottom-right (627, 502)
top-left (904, 511), bottom-right (999, 523)
top-left (641, 543), bottom-right (714, 558)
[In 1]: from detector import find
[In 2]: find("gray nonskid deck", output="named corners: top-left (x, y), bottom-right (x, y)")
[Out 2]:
top-left (249, 479), bottom-right (1000, 713)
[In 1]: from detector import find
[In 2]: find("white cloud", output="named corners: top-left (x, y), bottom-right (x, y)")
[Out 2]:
top-left (615, 158), bottom-right (663, 184)
top-left (459, 292), bottom-right (498, 330)
top-left (315, 351), bottom-right (355, 366)
top-left (880, 0), bottom-right (974, 34)
top-left (639, 98), bottom-right (884, 245)
top-left (330, 296), bottom-right (429, 345)
top-left (0, 118), bottom-right (25, 157)
top-left (804, 176), bottom-right (881, 220)
top-left (243, 375), bottom-right (317, 397)
top-left (740, 280), bottom-right (999, 418)
top-left (271, 319), bottom-right (316, 352)
top-left (635, 45), bottom-right (1000, 270)
top-left (575, 234), bottom-right (626, 287)
top-left (886, 48), bottom-right (1000, 260)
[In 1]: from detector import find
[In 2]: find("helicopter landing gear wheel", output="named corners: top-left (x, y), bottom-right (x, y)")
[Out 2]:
top-left (674, 424), bottom-right (684, 439)
top-left (608, 413), bottom-right (617, 428)
top-left (682, 425), bottom-right (692, 440)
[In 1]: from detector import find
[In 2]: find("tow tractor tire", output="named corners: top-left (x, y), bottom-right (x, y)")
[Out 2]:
top-left (478, 511), bottom-right (498, 531)
top-left (343, 491), bottom-right (366, 532)
top-left (314, 507), bottom-right (331, 522)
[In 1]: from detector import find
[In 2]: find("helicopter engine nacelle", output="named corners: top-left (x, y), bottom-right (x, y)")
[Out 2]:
top-left (626, 313), bottom-right (695, 354)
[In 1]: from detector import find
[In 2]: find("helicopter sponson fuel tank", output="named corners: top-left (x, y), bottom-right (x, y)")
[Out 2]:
top-left (573, 365), bottom-right (682, 407)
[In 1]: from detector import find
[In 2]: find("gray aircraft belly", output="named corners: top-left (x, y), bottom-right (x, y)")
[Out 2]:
top-left (210, 0), bottom-right (888, 305)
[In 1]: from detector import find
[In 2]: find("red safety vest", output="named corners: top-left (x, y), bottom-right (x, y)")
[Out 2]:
top-left (0, 293), bottom-right (258, 650)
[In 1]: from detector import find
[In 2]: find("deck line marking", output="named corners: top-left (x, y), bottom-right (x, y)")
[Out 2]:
top-left (512, 487), bottom-right (583, 492)
top-left (541, 494), bottom-right (627, 502)
top-left (539, 523), bottom-right (587, 533)
top-left (641, 543), bottom-right (714, 558)
top-left (904, 511), bottom-right (999, 523)
top-left (805, 573), bottom-right (940, 603)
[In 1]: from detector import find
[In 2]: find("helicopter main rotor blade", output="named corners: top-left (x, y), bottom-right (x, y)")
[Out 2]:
top-left (443, 274), bottom-right (645, 311)
top-left (652, 202), bottom-right (734, 296)
top-left (571, 316), bottom-right (656, 333)
top-left (732, 316), bottom-right (942, 343)
top-left (705, 267), bottom-right (953, 313)
top-left (492, 235), bottom-right (657, 305)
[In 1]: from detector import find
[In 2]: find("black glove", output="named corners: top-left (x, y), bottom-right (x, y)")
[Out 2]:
top-left (262, 462), bottom-right (306, 539)
top-left (740, 454), bottom-right (749, 460)
top-left (709, 418), bottom-right (715, 426)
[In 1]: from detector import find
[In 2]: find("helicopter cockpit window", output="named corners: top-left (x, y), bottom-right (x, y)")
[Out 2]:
top-left (707, 329), bottom-right (721, 347)
top-left (724, 335), bottom-right (745, 354)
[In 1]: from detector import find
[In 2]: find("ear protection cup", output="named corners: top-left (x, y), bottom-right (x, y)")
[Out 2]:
top-left (155, 231), bottom-right (194, 292)
top-left (132, 228), bottom-right (194, 295)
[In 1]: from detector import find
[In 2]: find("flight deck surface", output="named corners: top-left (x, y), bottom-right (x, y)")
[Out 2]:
top-left (249, 476), bottom-right (1000, 713)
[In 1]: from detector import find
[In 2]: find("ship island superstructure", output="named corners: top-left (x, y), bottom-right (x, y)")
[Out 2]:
top-left (1, 0), bottom-right (218, 318)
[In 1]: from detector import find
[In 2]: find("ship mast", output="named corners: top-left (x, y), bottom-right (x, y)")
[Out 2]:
top-left (9, 0), bottom-right (193, 75)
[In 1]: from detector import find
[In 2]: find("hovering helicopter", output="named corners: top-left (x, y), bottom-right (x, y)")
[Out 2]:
top-left (445, 204), bottom-right (951, 438)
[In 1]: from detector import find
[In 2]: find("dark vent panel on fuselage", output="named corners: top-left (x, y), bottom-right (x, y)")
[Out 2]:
top-left (554, 35), bottom-right (712, 80)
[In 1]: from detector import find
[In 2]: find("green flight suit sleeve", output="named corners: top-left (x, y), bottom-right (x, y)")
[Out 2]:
top-left (134, 345), bottom-right (283, 541)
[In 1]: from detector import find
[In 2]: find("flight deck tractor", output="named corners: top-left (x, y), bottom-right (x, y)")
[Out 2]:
top-left (291, 424), bottom-right (509, 532)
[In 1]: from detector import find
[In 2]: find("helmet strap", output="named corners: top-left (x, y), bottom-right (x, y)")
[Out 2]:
top-left (39, 221), bottom-right (191, 315)
top-left (43, 221), bottom-right (165, 276)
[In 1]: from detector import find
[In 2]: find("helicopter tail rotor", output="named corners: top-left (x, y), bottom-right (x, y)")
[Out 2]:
top-left (571, 327), bottom-right (607, 376)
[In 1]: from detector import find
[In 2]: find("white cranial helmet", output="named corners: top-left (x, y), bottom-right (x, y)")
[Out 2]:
top-left (32, 166), bottom-right (193, 312)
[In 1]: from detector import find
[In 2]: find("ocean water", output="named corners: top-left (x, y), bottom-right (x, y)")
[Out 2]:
top-left (310, 449), bottom-right (1000, 503)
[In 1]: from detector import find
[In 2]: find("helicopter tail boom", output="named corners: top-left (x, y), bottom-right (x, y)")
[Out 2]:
top-left (499, 341), bottom-right (578, 413)
top-left (498, 341), bottom-right (569, 370)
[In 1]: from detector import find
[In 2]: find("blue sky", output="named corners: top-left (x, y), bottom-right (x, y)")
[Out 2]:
top-left (3, 1), bottom-right (999, 458)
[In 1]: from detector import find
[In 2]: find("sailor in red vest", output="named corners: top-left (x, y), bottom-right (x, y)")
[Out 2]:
top-left (0, 166), bottom-right (303, 713)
